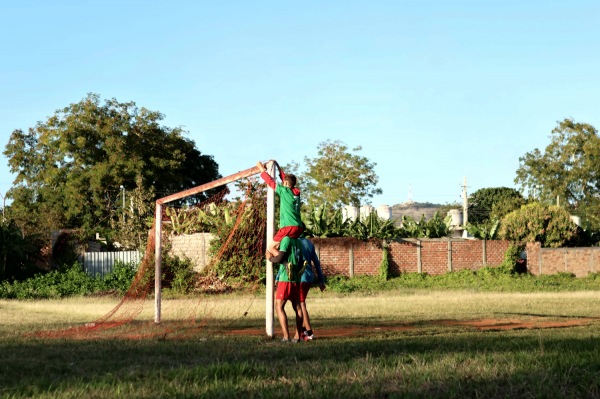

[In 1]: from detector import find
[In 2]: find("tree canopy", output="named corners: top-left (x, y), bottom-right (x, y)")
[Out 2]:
top-left (3, 93), bottom-right (220, 236)
top-left (298, 140), bottom-right (382, 208)
top-left (514, 118), bottom-right (600, 227)
top-left (468, 187), bottom-right (526, 224)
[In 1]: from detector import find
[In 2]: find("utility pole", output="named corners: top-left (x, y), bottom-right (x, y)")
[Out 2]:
top-left (462, 177), bottom-right (468, 226)
top-left (120, 185), bottom-right (125, 223)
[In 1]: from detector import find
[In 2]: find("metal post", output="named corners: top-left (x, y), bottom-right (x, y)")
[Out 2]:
top-left (265, 161), bottom-right (276, 337)
top-left (153, 163), bottom-right (264, 325)
top-left (154, 203), bottom-right (162, 323)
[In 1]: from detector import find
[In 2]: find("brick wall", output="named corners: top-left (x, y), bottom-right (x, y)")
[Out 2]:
top-left (310, 237), bottom-right (511, 277)
top-left (526, 242), bottom-right (600, 277)
top-left (168, 234), bottom-right (600, 278)
top-left (389, 240), bottom-right (418, 274)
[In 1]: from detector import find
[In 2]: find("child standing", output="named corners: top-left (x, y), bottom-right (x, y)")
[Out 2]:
top-left (256, 161), bottom-right (304, 256)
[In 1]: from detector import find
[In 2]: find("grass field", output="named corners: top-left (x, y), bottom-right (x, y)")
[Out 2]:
top-left (1, 290), bottom-right (600, 398)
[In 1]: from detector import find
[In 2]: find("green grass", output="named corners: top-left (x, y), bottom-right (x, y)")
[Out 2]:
top-left (1, 289), bottom-right (600, 398)
top-left (326, 270), bottom-right (600, 293)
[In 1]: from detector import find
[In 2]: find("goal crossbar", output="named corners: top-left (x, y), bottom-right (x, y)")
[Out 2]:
top-left (153, 162), bottom-right (277, 337)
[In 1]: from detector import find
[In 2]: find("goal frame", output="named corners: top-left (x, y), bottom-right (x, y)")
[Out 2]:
top-left (153, 161), bottom-right (277, 337)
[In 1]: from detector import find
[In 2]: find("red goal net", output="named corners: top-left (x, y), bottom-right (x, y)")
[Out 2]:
top-left (36, 163), bottom-right (276, 340)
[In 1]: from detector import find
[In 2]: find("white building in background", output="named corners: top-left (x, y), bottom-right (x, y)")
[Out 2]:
top-left (377, 205), bottom-right (392, 220)
top-left (360, 205), bottom-right (373, 220)
top-left (342, 205), bottom-right (359, 222)
top-left (447, 209), bottom-right (465, 238)
top-left (342, 204), bottom-right (391, 222)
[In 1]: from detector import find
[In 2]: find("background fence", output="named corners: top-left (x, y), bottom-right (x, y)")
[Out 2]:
top-left (82, 251), bottom-right (142, 278)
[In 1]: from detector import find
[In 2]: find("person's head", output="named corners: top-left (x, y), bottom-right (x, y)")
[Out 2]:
top-left (283, 174), bottom-right (297, 188)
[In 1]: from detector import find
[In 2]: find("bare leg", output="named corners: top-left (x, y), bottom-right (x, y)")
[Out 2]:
top-left (292, 299), bottom-right (304, 340)
top-left (275, 299), bottom-right (289, 340)
top-left (300, 301), bottom-right (312, 332)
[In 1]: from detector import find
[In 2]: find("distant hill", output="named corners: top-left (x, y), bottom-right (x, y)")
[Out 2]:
top-left (391, 202), bottom-right (445, 223)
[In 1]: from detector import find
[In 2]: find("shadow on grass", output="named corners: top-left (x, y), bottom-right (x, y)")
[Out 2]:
top-left (2, 321), bottom-right (600, 398)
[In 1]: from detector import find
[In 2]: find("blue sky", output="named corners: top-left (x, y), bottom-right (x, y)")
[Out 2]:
top-left (1, 1), bottom-right (599, 208)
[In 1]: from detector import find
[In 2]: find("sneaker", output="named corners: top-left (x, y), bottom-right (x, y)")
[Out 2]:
top-left (302, 332), bottom-right (314, 341)
top-left (290, 338), bottom-right (300, 343)
top-left (281, 338), bottom-right (290, 343)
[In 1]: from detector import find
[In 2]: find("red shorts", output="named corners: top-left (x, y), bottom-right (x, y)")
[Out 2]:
top-left (273, 226), bottom-right (304, 242)
top-left (298, 282), bottom-right (312, 302)
top-left (276, 282), bottom-right (299, 301)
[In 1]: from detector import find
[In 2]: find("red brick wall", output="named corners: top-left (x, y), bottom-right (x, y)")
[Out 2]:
top-left (451, 240), bottom-right (484, 271)
top-left (526, 242), bottom-right (600, 277)
top-left (485, 240), bottom-right (509, 265)
top-left (311, 238), bottom-right (511, 277)
top-left (421, 241), bottom-right (451, 275)
top-left (353, 240), bottom-right (383, 276)
top-left (312, 237), bottom-right (352, 277)
top-left (389, 240), bottom-right (419, 274)
top-left (168, 233), bottom-right (600, 277)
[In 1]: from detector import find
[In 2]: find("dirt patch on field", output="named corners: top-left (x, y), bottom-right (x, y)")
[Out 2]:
top-left (220, 317), bottom-right (597, 338)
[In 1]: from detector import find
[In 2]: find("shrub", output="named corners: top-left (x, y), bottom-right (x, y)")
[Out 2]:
top-left (101, 260), bottom-right (137, 294)
top-left (499, 202), bottom-right (578, 247)
top-left (0, 263), bottom-right (98, 299)
top-left (162, 254), bottom-right (196, 295)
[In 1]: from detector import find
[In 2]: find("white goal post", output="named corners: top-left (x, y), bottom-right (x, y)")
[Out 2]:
top-left (153, 161), bottom-right (277, 337)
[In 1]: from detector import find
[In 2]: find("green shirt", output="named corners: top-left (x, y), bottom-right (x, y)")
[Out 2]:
top-left (276, 236), bottom-right (303, 283)
top-left (275, 185), bottom-right (302, 228)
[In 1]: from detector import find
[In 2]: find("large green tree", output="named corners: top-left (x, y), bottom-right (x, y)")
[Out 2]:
top-left (468, 187), bottom-right (526, 224)
top-left (515, 118), bottom-right (600, 227)
top-left (3, 93), bottom-right (220, 237)
top-left (298, 140), bottom-right (382, 208)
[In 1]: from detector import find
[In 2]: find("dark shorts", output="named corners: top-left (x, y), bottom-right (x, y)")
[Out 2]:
top-left (273, 226), bottom-right (304, 242)
top-left (298, 282), bottom-right (312, 302)
top-left (276, 282), bottom-right (299, 301)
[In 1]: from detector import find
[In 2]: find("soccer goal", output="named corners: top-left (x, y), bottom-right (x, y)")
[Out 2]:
top-left (36, 161), bottom-right (278, 340)
top-left (153, 161), bottom-right (278, 336)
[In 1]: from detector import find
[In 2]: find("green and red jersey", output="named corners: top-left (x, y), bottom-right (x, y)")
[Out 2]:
top-left (260, 171), bottom-right (302, 228)
top-left (275, 236), bottom-right (303, 283)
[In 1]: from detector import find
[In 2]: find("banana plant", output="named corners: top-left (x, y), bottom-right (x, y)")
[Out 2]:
top-left (346, 211), bottom-right (398, 240)
top-left (398, 211), bottom-right (451, 238)
top-left (302, 204), bottom-right (349, 238)
top-left (164, 202), bottom-right (234, 235)
top-left (465, 219), bottom-right (500, 239)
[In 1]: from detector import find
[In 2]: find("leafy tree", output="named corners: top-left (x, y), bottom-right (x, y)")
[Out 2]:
top-left (299, 140), bottom-right (382, 208)
top-left (468, 187), bottom-right (526, 224)
top-left (0, 219), bottom-right (38, 281)
top-left (109, 176), bottom-right (155, 250)
top-left (498, 202), bottom-right (578, 248)
top-left (3, 93), bottom-right (220, 237)
top-left (515, 118), bottom-right (600, 228)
